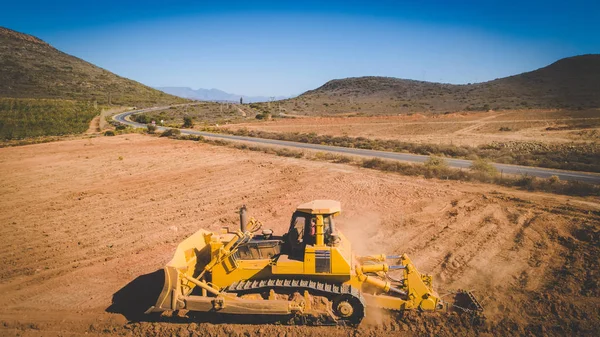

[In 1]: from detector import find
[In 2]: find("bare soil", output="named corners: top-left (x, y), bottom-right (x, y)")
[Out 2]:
top-left (86, 115), bottom-right (101, 134)
top-left (222, 109), bottom-right (600, 146)
top-left (0, 134), bottom-right (598, 336)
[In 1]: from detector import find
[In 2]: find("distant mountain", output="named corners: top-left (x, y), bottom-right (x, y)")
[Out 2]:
top-left (286, 54), bottom-right (600, 114)
top-left (0, 26), bottom-right (186, 106)
top-left (156, 87), bottom-right (290, 103)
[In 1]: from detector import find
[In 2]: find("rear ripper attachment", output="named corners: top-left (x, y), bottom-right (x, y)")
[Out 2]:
top-left (452, 289), bottom-right (484, 314)
top-left (146, 200), bottom-right (483, 325)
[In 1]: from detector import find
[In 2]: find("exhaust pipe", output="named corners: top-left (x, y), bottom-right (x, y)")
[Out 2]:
top-left (239, 205), bottom-right (248, 232)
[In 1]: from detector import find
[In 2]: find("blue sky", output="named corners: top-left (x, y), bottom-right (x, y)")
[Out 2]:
top-left (2, 1), bottom-right (598, 96)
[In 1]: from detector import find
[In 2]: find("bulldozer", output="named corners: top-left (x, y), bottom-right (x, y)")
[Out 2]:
top-left (146, 200), bottom-right (482, 325)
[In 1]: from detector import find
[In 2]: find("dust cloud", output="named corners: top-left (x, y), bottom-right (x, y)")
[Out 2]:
top-left (337, 212), bottom-right (383, 256)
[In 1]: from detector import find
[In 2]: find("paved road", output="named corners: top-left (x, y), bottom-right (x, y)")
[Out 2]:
top-left (114, 107), bottom-right (600, 184)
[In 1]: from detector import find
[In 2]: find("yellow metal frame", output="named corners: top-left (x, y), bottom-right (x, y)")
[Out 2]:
top-left (149, 200), bottom-right (442, 316)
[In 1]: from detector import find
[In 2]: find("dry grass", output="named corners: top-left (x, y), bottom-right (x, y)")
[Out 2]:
top-left (222, 109), bottom-right (600, 146)
top-left (172, 134), bottom-right (600, 197)
top-left (197, 126), bottom-right (600, 173)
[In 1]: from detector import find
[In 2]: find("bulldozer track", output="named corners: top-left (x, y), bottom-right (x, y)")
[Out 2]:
top-left (226, 278), bottom-right (363, 302)
top-left (225, 278), bottom-right (366, 323)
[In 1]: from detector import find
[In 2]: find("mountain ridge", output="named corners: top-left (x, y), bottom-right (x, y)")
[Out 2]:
top-left (294, 54), bottom-right (600, 113)
top-left (156, 86), bottom-right (291, 103)
top-left (0, 26), bottom-right (186, 106)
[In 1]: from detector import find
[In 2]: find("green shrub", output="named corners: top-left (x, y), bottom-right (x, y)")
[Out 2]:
top-left (179, 135), bottom-right (204, 141)
top-left (362, 158), bottom-right (385, 169)
top-left (273, 148), bottom-right (303, 158)
top-left (424, 156), bottom-right (449, 169)
top-left (104, 130), bottom-right (115, 136)
top-left (255, 112), bottom-right (271, 120)
top-left (313, 152), bottom-right (353, 163)
top-left (146, 124), bottom-right (157, 133)
top-left (424, 156), bottom-right (451, 178)
top-left (183, 116), bottom-right (194, 128)
top-left (470, 158), bottom-right (498, 176)
top-left (334, 156), bottom-right (352, 163)
top-left (515, 175), bottom-right (536, 190)
top-left (563, 180), bottom-right (598, 196)
top-left (161, 128), bottom-right (181, 137)
top-left (133, 114), bottom-right (150, 124)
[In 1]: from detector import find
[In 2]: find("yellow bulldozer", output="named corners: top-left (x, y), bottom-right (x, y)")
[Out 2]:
top-left (146, 200), bottom-right (482, 325)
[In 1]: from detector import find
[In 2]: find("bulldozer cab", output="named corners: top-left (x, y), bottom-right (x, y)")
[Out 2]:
top-left (285, 200), bottom-right (340, 259)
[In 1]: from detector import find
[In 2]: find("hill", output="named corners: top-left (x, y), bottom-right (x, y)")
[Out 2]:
top-left (275, 55), bottom-right (600, 115)
top-left (0, 27), bottom-right (185, 106)
top-left (156, 86), bottom-right (290, 103)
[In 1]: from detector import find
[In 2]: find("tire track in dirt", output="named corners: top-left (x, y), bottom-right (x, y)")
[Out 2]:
top-left (452, 112), bottom-right (506, 136)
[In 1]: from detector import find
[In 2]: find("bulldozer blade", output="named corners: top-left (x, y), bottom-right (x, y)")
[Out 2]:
top-left (148, 229), bottom-right (213, 313)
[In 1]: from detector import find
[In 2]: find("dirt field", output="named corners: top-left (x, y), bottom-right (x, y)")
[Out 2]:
top-left (0, 134), bottom-right (598, 336)
top-left (221, 109), bottom-right (600, 146)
